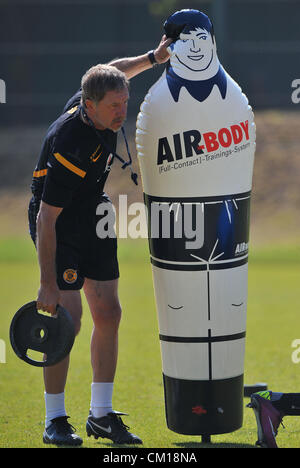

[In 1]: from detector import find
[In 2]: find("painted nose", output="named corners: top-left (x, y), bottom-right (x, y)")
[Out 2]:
top-left (190, 39), bottom-right (201, 53)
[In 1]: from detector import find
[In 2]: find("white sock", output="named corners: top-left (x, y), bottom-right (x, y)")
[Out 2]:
top-left (90, 382), bottom-right (113, 418)
top-left (44, 392), bottom-right (66, 428)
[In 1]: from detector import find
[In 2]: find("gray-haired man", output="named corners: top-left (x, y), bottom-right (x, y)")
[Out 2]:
top-left (28, 35), bottom-right (171, 446)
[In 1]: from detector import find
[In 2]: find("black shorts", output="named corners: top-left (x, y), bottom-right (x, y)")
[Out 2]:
top-left (28, 193), bottom-right (119, 290)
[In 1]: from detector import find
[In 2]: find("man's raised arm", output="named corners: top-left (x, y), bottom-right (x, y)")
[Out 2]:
top-left (108, 35), bottom-right (172, 79)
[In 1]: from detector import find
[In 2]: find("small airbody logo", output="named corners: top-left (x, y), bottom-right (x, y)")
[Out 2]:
top-left (235, 242), bottom-right (248, 256)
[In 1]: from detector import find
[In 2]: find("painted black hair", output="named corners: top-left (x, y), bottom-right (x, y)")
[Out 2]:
top-left (164, 9), bottom-right (215, 43)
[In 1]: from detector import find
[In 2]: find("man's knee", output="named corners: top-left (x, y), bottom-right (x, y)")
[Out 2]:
top-left (92, 300), bottom-right (122, 331)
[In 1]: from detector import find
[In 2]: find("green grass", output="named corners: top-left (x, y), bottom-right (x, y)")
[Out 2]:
top-left (0, 237), bottom-right (299, 448)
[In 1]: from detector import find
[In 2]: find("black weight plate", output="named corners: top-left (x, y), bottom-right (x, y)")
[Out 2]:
top-left (10, 301), bottom-right (75, 367)
top-left (244, 383), bottom-right (268, 397)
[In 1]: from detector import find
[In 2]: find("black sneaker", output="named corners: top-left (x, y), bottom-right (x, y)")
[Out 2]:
top-left (86, 411), bottom-right (143, 445)
top-left (43, 416), bottom-right (83, 446)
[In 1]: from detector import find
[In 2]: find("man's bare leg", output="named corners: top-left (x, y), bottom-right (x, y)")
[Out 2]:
top-left (84, 278), bottom-right (142, 444)
top-left (43, 290), bottom-right (82, 428)
top-left (83, 278), bottom-right (121, 384)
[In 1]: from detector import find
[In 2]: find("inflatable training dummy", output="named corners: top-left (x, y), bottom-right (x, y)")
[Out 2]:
top-left (136, 9), bottom-right (256, 437)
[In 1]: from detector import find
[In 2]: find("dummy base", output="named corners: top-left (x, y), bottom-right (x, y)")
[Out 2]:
top-left (163, 374), bottom-right (243, 435)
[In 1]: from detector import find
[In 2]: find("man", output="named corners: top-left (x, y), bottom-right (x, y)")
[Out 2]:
top-left (28, 35), bottom-right (172, 446)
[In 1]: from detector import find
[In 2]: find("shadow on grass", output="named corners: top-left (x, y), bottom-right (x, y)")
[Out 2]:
top-left (94, 440), bottom-right (257, 449)
top-left (174, 441), bottom-right (257, 449)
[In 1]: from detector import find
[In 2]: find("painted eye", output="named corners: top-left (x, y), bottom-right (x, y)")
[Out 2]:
top-left (168, 305), bottom-right (183, 310)
top-left (182, 39), bottom-right (188, 43)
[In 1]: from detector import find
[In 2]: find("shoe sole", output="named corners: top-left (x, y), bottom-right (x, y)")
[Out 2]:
top-left (43, 435), bottom-right (83, 446)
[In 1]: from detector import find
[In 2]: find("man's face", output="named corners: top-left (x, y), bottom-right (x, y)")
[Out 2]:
top-left (172, 27), bottom-right (214, 72)
top-left (86, 87), bottom-right (129, 132)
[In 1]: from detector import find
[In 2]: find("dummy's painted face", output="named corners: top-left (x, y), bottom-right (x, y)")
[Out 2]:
top-left (172, 27), bottom-right (214, 72)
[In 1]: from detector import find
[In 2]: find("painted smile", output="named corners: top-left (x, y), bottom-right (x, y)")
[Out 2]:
top-left (187, 54), bottom-right (204, 61)
top-left (175, 49), bottom-right (214, 71)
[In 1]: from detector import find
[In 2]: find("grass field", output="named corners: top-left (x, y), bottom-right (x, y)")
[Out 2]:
top-left (0, 237), bottom-right (299, 449)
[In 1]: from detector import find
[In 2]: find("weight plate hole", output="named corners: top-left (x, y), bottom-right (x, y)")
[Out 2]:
top-left (26, 349), bottom-right (46, 363)
top-left (32, 326), bottom-right (48, 343)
